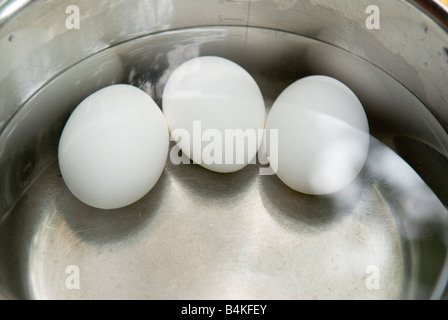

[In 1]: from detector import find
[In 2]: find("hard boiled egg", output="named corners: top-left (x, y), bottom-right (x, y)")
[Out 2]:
top-left (264, 75), bottom-right (370, 195)
top-left (162, 56), bottom-right (266, 173)
top-left (58, 84), bottom-right (169, 209)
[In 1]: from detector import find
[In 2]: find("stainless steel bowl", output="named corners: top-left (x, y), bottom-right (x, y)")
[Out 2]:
top-left (1, 0), bottom-right (448, 300)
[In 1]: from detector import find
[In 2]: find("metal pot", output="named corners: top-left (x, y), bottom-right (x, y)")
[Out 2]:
top-left (0, 0), bottom-right (447, 299)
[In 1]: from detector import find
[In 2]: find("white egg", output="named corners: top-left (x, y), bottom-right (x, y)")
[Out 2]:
top-left (162, 56), bottom-right (266, 173)
top-left (58, 84), bottom-right (169, 209)
top-left (264, 75), bottom-right (370, 195)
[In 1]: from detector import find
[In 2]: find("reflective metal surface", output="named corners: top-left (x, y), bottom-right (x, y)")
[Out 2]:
top-left (0, 0), bottom-right (448, 300)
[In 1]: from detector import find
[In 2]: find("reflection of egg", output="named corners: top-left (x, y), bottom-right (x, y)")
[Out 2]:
top-left (162, 56), bottom-right (266, 173)
top-left (264, 75), bottom-right (370, 195)
top-left (58, 84), bottom-right (169, 209)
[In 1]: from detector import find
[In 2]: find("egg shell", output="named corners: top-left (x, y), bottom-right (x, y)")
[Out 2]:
top-left (58, 84), bottom-right (169, 209)
top-left (264, 75), bottom-right (370, 195)
top-left (162, 56), bottom-right (266, 173)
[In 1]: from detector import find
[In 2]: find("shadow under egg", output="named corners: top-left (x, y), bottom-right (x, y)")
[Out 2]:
top-left (164, 143), bottom-right (259, 203)
top-left (259, 176), bottom-right (358, 233)
top-left (56, 163), bottom-right (169, 247)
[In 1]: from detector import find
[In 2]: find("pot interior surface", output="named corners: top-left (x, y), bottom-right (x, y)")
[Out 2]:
top-left (0, 26), bottom-right (447, 299)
